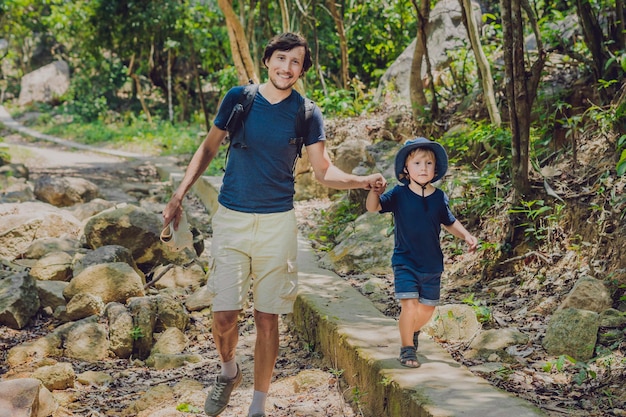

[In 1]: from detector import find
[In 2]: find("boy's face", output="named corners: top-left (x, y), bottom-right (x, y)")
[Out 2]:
top-left (405, 149), bottom-right (436, 184)
top-left (265, 46), bottom-right (305, 91)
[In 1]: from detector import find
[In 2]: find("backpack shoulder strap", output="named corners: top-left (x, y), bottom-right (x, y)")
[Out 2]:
top-left (224, 81), bottom-right (258, 135)
top-left (240, 83), bottom-right (259, 118)
top-left (294, 95), bottom-right (316, 158)
top-left (223, 82), bottom-right (258, 171)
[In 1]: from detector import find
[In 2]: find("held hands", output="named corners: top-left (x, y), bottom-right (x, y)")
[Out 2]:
top-left (365, 173), bottom-right (387, 194)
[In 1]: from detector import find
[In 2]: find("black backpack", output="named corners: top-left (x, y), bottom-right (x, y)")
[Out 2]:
top-left (223, 83), bottom-right (316, 171)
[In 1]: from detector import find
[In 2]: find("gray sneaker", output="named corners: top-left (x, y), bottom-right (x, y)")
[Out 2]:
top-left (204, 364), bottom-right (242, 416)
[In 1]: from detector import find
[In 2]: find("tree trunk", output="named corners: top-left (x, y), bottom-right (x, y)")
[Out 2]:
top-left (311, 0), bottom-right (328, 95)
top-left (326, 0), bottom-right (349, 89)
top-left (190, 43), bottom-right (210, 132)
top-left (279, 0), bottom-right (289, 32)
top-left (167, 49), bottom-right (173, 123)
top-left (218, 0), bottom-right (258, 85)
top-left (460, 0), bottom-right (501, 126)
top-left (410, 0), bottom-right (438, 120)
top-left (574, 0), bottom-right (619, 103)
top-left (617, 0), bottom-right (626, 51)
top-left (128, 54), bottom-right (153, 124)
top-left (410, 0), bottom-right (428, 117)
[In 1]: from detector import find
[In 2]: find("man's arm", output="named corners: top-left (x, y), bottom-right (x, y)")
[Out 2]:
top-left (162, 125), bottom-right (227, 228)
top-left (306, 141), bottom-right (385, 190)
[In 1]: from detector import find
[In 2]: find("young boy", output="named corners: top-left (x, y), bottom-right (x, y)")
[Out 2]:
top-left (366, 137), bottom-right (478, 368)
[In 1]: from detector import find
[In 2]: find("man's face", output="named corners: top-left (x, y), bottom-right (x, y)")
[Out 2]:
top-left (265, 46), bottom-right (306, 91)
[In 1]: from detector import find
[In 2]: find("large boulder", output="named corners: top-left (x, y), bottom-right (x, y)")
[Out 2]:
top-left (63, 262), bottom-right (145, 304)
top-left (559, 276), bottom-right (612, 313)
top-left (34, 175), bottom-right (100, 207)
top-left (82, 203), bottom-right (187, 272)
top-left (0, 271), bottom-right (40, 329)
top-left (0, 202), bottom-right (82, 260)
top-left (0, 378), bottom-right (58, 417)
top-left (375, 0), bottom-right (482, 104)
top-left (19, 60), bottom-right (70, 106)
top-left (318, 211), bottom-right (394, 275)
top-left (543, 307), bottom-right (599, 360)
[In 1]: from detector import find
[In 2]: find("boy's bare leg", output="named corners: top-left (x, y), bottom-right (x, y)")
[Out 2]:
top-left (413, 303), bottom-right (436, 334)
top-left (399, 299), bottom-right (420, 347)
top-left (399, 300), bottom-right (435, 346)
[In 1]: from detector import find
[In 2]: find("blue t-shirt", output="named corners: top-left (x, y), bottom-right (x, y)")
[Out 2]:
top-left (214, 86), bottom-right (325, 213)
top-left (379, 185), bottom-right (456, 272)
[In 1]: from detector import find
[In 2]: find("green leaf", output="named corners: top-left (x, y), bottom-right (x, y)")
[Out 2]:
top-left (617, 149), bottom-right (626, 176)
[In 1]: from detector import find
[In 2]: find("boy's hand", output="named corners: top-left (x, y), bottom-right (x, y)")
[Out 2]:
top-left (465, 235), bottom-right (478, 252)
top-left (370, 179), bottom-right (387, 194)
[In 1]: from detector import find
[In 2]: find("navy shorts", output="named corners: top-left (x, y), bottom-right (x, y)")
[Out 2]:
top-left (393, 265), bottom-right (441, 306)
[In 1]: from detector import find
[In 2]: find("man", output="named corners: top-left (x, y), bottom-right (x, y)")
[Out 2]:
top-left (162, 32), bottom-right (386, 417)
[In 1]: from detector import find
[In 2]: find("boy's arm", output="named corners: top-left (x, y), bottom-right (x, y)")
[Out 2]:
top-left (443, 220), bottom-right (478, 252)
top-left (366, 188), bottom-right (383, 212)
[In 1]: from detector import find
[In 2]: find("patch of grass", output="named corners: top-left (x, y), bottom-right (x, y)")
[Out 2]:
top-left (41, 118), bottom-right (204, 156)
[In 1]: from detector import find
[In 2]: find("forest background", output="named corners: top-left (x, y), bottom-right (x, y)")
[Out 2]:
top-left (1, 0), bottom-right (626, 415)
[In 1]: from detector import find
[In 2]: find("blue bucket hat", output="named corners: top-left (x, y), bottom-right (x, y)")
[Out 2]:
top-left (394, 137), bottom-right (448, 185)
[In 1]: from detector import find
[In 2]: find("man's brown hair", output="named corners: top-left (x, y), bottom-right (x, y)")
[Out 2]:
top-left (262, 32), bottom-right (313, 76)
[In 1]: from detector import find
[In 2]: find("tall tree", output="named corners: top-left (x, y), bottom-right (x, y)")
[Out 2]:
top-left (500, 0), bottom-right (546, 242)
top-left (218, 0), bottom-right (258, 84)
top-left (325, 0), bottom-right (349, 89)
top-left (460, 0), bottom-right (501, 126)
top-left (574, 0), bottom-right (622, 103)
top-left (410, 0), bottom-right (438, 121)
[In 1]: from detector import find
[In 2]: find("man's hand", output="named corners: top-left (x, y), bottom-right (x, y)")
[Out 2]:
top-left (364, 173), bottom-right (387, 191)
top-left (162, 194), bottom-right (184, 230)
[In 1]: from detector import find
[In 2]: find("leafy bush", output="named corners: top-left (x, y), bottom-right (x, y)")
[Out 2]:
top-left (309, 199), bottom-right (361, 251)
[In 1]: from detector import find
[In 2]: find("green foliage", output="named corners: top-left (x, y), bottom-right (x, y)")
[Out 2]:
top-left (311, 80), bottom-right (373, 117)
top-left (40, 114), bottom-right (204, 156)
top-left (309, 199), bottom-right (361, 251)
top-left (379, 376), bottom-right (393, 387)
top-left (344, 0), bottom-right (416, 86)
top-left (176, 403), bottom-right (201, 413)
top-left (541, 355), bottom-right (598, 385)
top-left (616, 135), bottom-right (626, 176)
top-left (494, 366), bottom-right (513, 380)
top-left (461, 293), bottom-right (492, 323)
top-left (508, 200), bottom-right (565, 248)
top-left (130, 327), bottom-right (144, 340)
top-left (542, 355), bottom-right (572, 372)
top-left (442, 121), bottom-right (512, 220)
top-left (0, 137), bottom-right (10, 164)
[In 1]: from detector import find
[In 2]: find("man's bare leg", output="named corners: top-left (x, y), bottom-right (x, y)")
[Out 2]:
top-left (213, 310), bottom-right (241, 373)
top-left (253, 310), bottom-right (279, 392)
